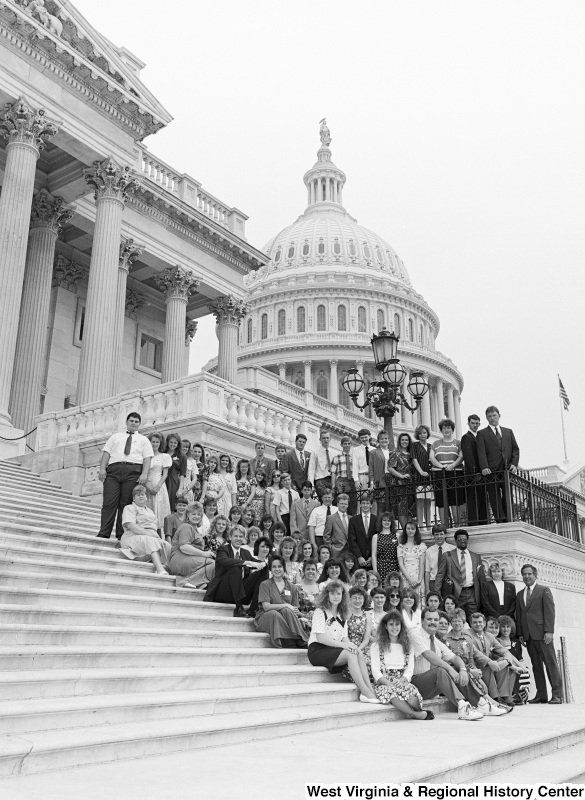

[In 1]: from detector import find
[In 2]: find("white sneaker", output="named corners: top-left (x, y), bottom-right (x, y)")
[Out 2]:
top-left (458, 702), bottom-right (483, 721)
top-left (478, 698), bottom-right (508, 717)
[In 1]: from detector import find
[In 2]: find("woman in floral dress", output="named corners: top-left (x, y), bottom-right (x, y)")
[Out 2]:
top-left (235, 459), bottom-right (253, 507)
top-left (387, 433), bottom-right (415, 529)
top-left (217, 454), bottom-right (237, 517)
top-left (180, 439), bottom-right (199, 504)
top-left (371, 512), bottom-right (399, 586)
top-left (246, 469), bottom-right (268, 525)
top-left (145, 432), bottom-right (172, 532)
top-left (397, 521), bottom-right (427, 606)
top-left (165, 432), bottom-right (187, 512)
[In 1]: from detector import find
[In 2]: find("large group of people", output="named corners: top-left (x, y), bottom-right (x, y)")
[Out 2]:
top-left (96, 409), bottom-right (562, 722)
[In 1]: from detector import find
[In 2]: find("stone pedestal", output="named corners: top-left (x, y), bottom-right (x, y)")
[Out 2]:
top-left (77, 158), bottom-right (137, 406)
top-left (111, 239), bottom-right (142, 395)
top-left (155, 266), bottom-right (200, 384)
top-left (210, 296), bottom-right (247, 384)
top-left (10, 191), bottom-right (72, 445)
top-left (0, 97), bottom-right (57, 427)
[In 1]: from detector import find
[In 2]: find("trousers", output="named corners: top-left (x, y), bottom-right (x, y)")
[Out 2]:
top-left (98, 462), bottom-right (142, 540)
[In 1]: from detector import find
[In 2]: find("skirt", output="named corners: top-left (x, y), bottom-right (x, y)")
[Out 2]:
top-left (374, 671), bottom-right (423, 704)
top-left (308, 642), bottom-right (345, 673)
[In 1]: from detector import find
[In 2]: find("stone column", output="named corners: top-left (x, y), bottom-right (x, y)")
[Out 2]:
top-left (329, 359), bottom-right (339, 404)
top-left (9, 191), bottom-right (72, 440)
top-left (155, 266), bottom-right (200, 384)
top-left (446, 383), bottom-right (456, 424)
top-left (421, 374), bottom-right (432, 429)
top-left (111, 238), bottom-right (143, 396)
top-left (209, 295), bottom-right (247, 384)
top-left (278, 363), bottom-right (286, 380)
top-left (184, 318), bottom-right (197, 377)
top-left (77, 158), bottom-right (137, 406)
top-left (304, 360), bottom-right (313, 392)
top-left (454, 389), bottom-right (463, 438)
top-left (0, 98), bottom-right (57, 426)
top-left (435, 378), bottom-right (445, 423)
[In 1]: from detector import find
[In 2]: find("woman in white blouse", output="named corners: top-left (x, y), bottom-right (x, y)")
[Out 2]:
top-left (400, 587), bottom-right (422, 631)
top-left (307, 580), bottom-right (379, 704)
top-left (370, 610), bottom-right (434, 720)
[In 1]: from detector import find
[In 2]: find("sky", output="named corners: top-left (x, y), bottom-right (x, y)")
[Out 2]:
top-left (76, 0), bottom-right (585, 470)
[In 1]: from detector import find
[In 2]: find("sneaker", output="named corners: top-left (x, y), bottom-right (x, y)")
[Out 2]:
top-left (478, 698), bottom-right (508, 717)
top-left (458, 702), bottom-right (483, 721)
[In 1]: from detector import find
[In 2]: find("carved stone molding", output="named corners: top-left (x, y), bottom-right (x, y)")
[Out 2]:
top-left (119, 237), bottom-right (143, 271)
top-left (52, 254), bottom-right (85, 291)
top-left (154, 265), bottom-right (200, 301)
top-left (0, 96), bottom-right (57, 150)
top-left (125, 287), bottom-right (146, 319)
top-left (482, 552), bottom-right (585, 594)
top-left (185, 319), bottom-right (198, 345)
top-left (209, 295), bottom-right (248, 325)
top-left (84, 157), bottom-right (137, 204)
top-left (30, 189), bottom-right (72, 232)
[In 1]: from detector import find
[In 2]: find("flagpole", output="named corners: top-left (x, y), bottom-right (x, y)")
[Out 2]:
top-left (558, 375), bottom-right (569, 464)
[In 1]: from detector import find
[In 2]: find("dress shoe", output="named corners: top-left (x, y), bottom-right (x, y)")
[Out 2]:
top-left (527, 697), bottom-right (547, 704)
top-left (513, 697), bottom-right (524, 706)
top-left (233, 606), bottom-right (248, 618)
top-left (548, 697), bottom-right (563, 705)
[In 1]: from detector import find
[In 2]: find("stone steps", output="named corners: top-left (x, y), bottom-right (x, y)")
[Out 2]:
top-left (0, 508), bottom-right (99, 534)
top-left (0, 472), bottom-right (97, 503)
top-left (0, 530), bottom-right (128, 560)
top-left (0, 552), bottom-right (176, 585)
top-left (481, 740), bottom-right (585, 783)
top-left (0, 524), bottom-right (116, 550)
top-left (0, 539), bottom-right (152, 572)
top-left (0, 490), bottom-right (101, 517)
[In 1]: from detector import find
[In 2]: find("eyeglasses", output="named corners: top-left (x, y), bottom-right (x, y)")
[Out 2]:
top-left (273, 473), bottom-right (281, 478)
top-left (389, 593), bottom-right (400, 598)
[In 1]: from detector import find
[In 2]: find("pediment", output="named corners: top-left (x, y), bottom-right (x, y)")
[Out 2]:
top-left (1, 0), bottom-right (172, 138)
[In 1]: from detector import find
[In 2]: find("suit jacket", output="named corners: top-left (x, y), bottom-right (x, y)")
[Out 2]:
top-left (464, 629), bottom-right (510, 666)
top-left (289, 497), bottom-right (319, 537)
top-left (203, 543), bottom-right (255, 602)
top-left (347, 512), bottom-right (378, 562)
top-left (323, 511), bottom-right (350, 557)
top-left (435, 548), bottom-right (485, 608)
top-left (481, 579), bottom-right (516, 620)
top-left (368, 448), bottom-right (390, 488)
top-left (461, 431), bottom-right (481, 473)
top-left (250, 456), bottom-right (276, 486)
top-left (476, 426), bottom-right (520, 473)
top-left (516, 583), bottom-right (555, 641)
top-left (282, 448), bottom-right (311, 493)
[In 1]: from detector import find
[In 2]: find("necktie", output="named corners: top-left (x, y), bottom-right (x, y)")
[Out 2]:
top-left (460, 550), bottom-right (467, 584)
top-left (326, 506), bottom-right (331, 517)
top-left (277, 459), bottom-right (281, 470)
top-left (364, 515), bottom-right (369, 531)
top-left (288, 490), bottom-right (293, 510)
top-left (438, 545), bottom-right (443, 564)
top-left (300, 452), bottom-right (305, 470)
top-left (345, 453), bottom-right (350, 476)
top-left (325, 448), bottom-right (331, 471)
top-left (430, 634), bottom-right (436, 653)
top-left (495, 428), bottom-right (502, 447)
top-left (342, 513), bottom-right (347, 531)
top-left (124, 432), bottom-right (132, 456)
top-left (365, 447), bottom-right (369, 466)
top-left (526, 586), bottom-right (532, 604)
top-left (305, 499), bottom-right (310, 511)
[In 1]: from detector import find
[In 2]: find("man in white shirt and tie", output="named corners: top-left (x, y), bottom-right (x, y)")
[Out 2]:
top-left (97, 412), bottom-right (153, 540)
top-left (307, 489), bottom-right (336, 549)
top-left (323, 493), bottom-right (350, 559)
top-left (352, 428), bottom-right (372, 498)
top-left (308, 429), bottom-right (334, 500)
top-left (424, 523), bottom-right (455, 593)
top-left (271, 472), bottom-right (300, 535)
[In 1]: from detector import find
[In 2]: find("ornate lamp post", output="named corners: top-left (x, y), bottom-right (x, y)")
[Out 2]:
top-left (342, 330), bottom-right (429, 442)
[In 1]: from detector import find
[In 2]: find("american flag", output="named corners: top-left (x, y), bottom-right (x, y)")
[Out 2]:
top-left (558, 376), bottom-right (570, 411)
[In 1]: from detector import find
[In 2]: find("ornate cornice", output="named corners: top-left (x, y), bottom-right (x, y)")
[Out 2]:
top-left (0, 96), bottom-right (57, 150)
top-left (30, 189), bottom-right (72, 232)
top-left (52, 253), bottom-right (85, 291)
top-left (119, 237), bottom-right (142, 271)
top-left (154, 265), bottom-right (200, 301)
top-left (85, 157), bottom-right (137, 204)
top-left (209, 295), bottom-right (248, 326)
top-left (185, 318), bottom-right (198, 345)
top-left (125, 287), bottom-right (146, 319)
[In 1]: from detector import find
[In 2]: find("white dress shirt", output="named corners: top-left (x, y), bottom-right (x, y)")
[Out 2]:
top-left (425, 542), bottom-right (456, 580)
top-left (103, 431), bottom-right (153, 465)
top-left (308, 446), bottom-right (334, 482)
top-left (308, 504), bottom-right (336, 539)
top-left (351, 444), bottom-right (371, 480)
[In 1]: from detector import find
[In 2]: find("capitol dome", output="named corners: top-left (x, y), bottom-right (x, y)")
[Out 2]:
top-left (239, 122), bottom-right (464, 439)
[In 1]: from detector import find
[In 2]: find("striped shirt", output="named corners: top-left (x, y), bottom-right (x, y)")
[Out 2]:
top-left (431, 439), bottom-right (461, 467)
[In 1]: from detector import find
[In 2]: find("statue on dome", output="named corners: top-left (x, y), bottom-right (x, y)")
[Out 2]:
top-left (319, 118), bottom-right (331, 147)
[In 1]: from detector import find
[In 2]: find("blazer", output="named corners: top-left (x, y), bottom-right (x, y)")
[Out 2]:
top-left (461, 431), bottom-right (481, 473)
top-left (250, 456), bottom-right (276, 486)
top-left (289, 497), bottom-right (319, 538)
top-left (281, 448), bottom-right (311, 493)
top-left (368, 448), bottom-right (389, 488)
top-left (435, 548), bottom-right (485, 608)
top-left (347, 513), bottom-right (378, 562)
top-left (476, 426), bottom-right (520, 473)
top-left (481, 579), bottom-right (517, 620)
top-left (203, 543), bottom-right (255, 602)
top-left (323, 511), bottom-right (350, 557)
top-left (516, 583), bottom-right (556, 641)
top-left (464, 629), bottom-right (510, 665)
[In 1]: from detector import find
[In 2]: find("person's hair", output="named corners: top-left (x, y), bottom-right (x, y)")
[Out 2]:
top-left (300, 557), bottom-right (318, 579)
top-left (253, 535), bottom-right (273, 556)
top-left (367, 570), bottom-right (381, 586)
top-left (275, 443), bottom-right (287, 454)
top-left (488, 561), bottom-right (504, 577)
top-left (317, 544), bottom-right (331, 561)
top-left (298, 540), bottom-right (316, 561)
top-left (340, 435), bottom-right (352, 445)
top-left (192, 443), bottom-right (206, 464)
top-left (377, 430), bottom-right (389, 441)
top-left (206, 454), bottom-right (219, 473)
top-left (301, 480), bottom-right (313, 491)
top-left (318, 557), bottom-right (349, 584)
top-left (452, 608), bottom-right (466, 622)
top-left (442, 594), bottom-right (458, 610)
top-left (253, 468), bottom-right (267, 487)
top-left (166, 432), bottom-right (182, 452)
top-left (268, 553), bottom-right (286, 572)
top-left (470, 612), bottom-right (485, 622)
top-left (235, 459), bottom-right (250, 480)
top-left (278, 536), bottom-right (298, 561)
top-left (414, 424), bottom-right (431, 441)
top-left (321, 490), bottom-right (333, 501)
top-left (126, 412), bottom-right (141, 423)
top-left (467, 414), bottom-right (480, 423)
top-left (228, 506), bottom-right (243, 522)
top-left (317, 579), bottom-right (349, 620)
top-left (485, 405), bottom-right (500, 416)
top-left (319, 429), bottom-right (330, 440)
top-left (486, 616), bottom-right (500, 629)
top-left (148, 431), bottom-right (166, 450)
top-left (370, 585), bottom-right (386, 599)
top-left (421, 606), bottom-right (441, 621)
top-left (203, 495), bottom-right (218, 509)
top-left (279, 472), bottom-right (291, 487)
top-left (295, 433), bottom-right (308, 443)
top-left (521, 563), bottom-right (537, 577)
top-left (383, 571), bottom-right (401, 588)
top-left (377, 610), bottom-right (410, 655)
top-left (271, 522), bottom-right (287, 541)
top-left (397, 432), bottom-right (412, 451)
top-left (454, 528), bottom-right (469, 540)
top-left (438, 418), bottom-right (456, 432)
top-left (336, 493), bottom-right (349, 504)
top-left (352, 568), bottom-right (368, 587)
top-left (379, 511), bottom-right (395, 531)
top-left (218, 454), bottom-right (233, 473)
top-left (270, 470), bottom-right (281, 486)
top-left (425, 591), bottom-right (441, 605)
top-left (132, 484), bottom-right (146, 497)
top-left (341, 550), bottom-right (355, 568)
top-left (399, 521), bottom-right (421, 545)
top-left (497, 615), bottom-right (516, 636)
top-left (246, 526), bottom-right (261, 542)
top-left (260, 514), bottom-right (273, 530)
top-left (400, 587), bottom-right (419, 611)
top-left (175, 496), bottom-right (189, 507)
top-left (186, 501), bottom-right (203, 517)
top-left (227, 524), bottom-right (247, 541)
top-left (348, 585), bottom-right (368, 605)
top-left (181, 438), bottom-right (192, 457)
top-left (358, 428), bottom-right (370, 438)
top-left (431, 524), bottom-right (447, 535)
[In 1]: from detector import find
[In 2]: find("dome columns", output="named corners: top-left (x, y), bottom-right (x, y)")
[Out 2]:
top-left (210, 295), bottom-right (248, 385)
top-left (303, 360), bottom-right (312, 392)
top-left (329, 360), bottom-right (338, 404)
top-left (278, 363), bottom-right (287, 381)
top-left (453, 389), bottom-right (463, 438)
top-left (421, 374), bottom-right (432, 429)
top-left (154, 266), bottom-right (200, 384)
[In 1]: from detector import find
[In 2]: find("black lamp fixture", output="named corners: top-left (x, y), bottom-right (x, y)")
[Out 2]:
top-left (342, 330), bottom-right (429, 437)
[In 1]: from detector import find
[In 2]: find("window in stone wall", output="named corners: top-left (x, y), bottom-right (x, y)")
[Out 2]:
top-left (302, 242), bottom-right (310, 256)
top-left (138, 333), bottom-right (163, 374)
top-left (337, 305), bottom-right (347, 331)
top-left (357, 306), bottom-right (367, 332)
top-left (408, 318), bottom-right (414, 340)
top-left (317, 304), bottom-right (326, 331)
top-left (316, 373), bottom-right (328, 398)
top-left (349, 240), bottom-right (357, 257)
top-left (274, 248), bottom-right (281, 263)
top-left (377, 308), bottom-right (385, 332)
top-left (73, 299), bottom-right (86, 347)
top-left (288, 244), bottom-right (295, 259)
top-left (394, 312), bottom-right (401, 336)
top-left (277, 308), bottom-right (286, 336)
top-left (297, 306), bottom-right (306, 333)
top-left (247, 318), bottom-right (253, 343)
top-left (261, 313), bottom-right (268, 340)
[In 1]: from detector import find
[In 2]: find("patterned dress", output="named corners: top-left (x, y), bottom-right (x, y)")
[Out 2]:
top-left (236, 477), bottom-right (253, 507)
top-left (342, 612), bottom-right (371, 681)
top-left (388, 449), bottom-right (415, 518)
top-left (370, 642), bottom-right (423, 704)
top-left (397, 542), bottom-right (427, 604)
top-left (181, 458), bottom-right (199, 504)
top-left (145, 453), bottom-right (172, 528)
top-left (374, 531), bottom-right (399, 584)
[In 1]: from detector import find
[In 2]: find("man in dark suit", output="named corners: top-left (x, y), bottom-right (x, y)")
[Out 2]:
top-left (323, 493), bottom-right (350, 559)
top-left (347, 495), bottom-right (377, 568)
top-left (250, 442), bottom-right (275, 487)
top-left (461, 413), bottom-right (488, 526)
top-left (476, 406), bottom-right (520, 524)
top-left (282, 433), bottom-right (311, 494)
top-left (203, 527), bottom-right (265, 617)
top-left (435, 529), bottom-right (485, 622)
top-left (516, 564), bottom-right (563, 704)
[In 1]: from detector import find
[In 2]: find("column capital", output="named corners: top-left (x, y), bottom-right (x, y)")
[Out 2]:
top-left (84, 157), bottom-right (137, 204)
top-left (52, 254), bottom-right (85, 291)
top-left (277, 362), bottom-right (287, 371)
top-left (155, 265), bottom-right (200, 301)
top-left (125, 287), bottom-right (146, 319)
top-left (30, 190), bottom-right (72, 232)
top-left (185, 318), bottom-right (198, 345)
top-left (303, 359), bottom-right (313, 367)
top-left (119, 237), bottom-right (143, 271)
top-left (209, 295), bottom-right (247, 325)
top-left (0, 97), bottom-right (57, 151)
top-left (329, 359), bottom-right (338, 366)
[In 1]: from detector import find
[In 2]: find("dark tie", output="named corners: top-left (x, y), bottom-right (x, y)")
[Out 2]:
top-left (288, 490), bottom-right (293, 510)
top-left (460, 551), bottom-right (467, 584)
top-left (326, 506), bottom-right (331, 517)
top-left (365, 447), bottom-right (369, 466)
top-left (495, 428), bottom-right (502, 448)
top-left (300, 452), bottom-right (305, 470)
top-left (430, 634), bottom-right (436, 653)
top-left (124, 432), bottom-right (132, 456)
top-left (345, 454), bottom-right (350, 475)
top-left (526, 586), bottom-right (532, 605)
top-left (305, 499), bottom-right (310, 511)
top-left (325, 448), bottom-right (331, 471)
top-left (438, 545), bottom-right (443, 563)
